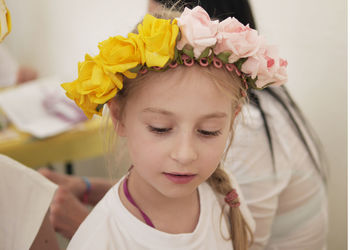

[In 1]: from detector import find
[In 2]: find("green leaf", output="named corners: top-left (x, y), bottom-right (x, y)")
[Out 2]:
top-left (246, 76), bottom-right (274, 90)
top-left (176, 56), bottom-right (183, 65)
top-left (182, 45), bottom-right (194, 59)
top-left (128, 64), bottom-right (143, 73)
top-left (235, 58), bottom-right (248, 70)
top-left (216, 52), bottom-right (231, 64)
top-left (96, 104), bottom-right (104, 112)
top-left (198, 47), bottom-right (211, 59)
top-left (246, 77), bottom-right (257, 89)
top-left (174, 48), bottom-right (179, 61)
top-left (176, 51), bottom-right (184, 64)
top-left (260, 81), bottom-right (275, 89)
top-left (207, 52), bottom-right (215, 63)
top-left (176, 31), bottom-right (182, 43)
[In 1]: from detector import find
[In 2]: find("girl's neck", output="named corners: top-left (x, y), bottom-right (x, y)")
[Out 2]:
top-left (119, 169), bottom-right (200, 234)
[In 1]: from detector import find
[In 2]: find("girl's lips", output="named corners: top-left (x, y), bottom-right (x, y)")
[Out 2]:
top-left (163, 173), bottom-right (196, 184)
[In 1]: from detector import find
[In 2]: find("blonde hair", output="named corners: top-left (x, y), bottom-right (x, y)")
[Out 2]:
top-left (203, 68), bottom-right (254, 250)
top-left (107, 7), bottom-right (254, 250)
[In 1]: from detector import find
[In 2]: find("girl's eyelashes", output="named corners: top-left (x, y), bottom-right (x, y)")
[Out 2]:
top-left (197, 129), bottom-right (222, 137)
top-left (148, 125), bottom-right (172, 134)
top-left (147, 126), bottom-right (222, 137)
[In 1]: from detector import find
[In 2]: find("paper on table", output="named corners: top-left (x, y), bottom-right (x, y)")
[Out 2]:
top-left (0, 76), bottom-right (87, 138)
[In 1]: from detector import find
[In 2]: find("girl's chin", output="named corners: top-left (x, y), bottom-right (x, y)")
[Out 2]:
top-left (157, 182), bottom-right (200, 200)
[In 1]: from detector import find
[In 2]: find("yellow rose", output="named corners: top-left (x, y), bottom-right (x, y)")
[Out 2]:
top-left (138, 14), bottom-right (179, 67)
top-left (96, 33), bottom-right (145, 79)
top-left (62, 55), bottom-right (123, 118)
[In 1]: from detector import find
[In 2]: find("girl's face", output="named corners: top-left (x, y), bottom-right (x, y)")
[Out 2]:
top-left (115, 66), bottom-right (233, 198)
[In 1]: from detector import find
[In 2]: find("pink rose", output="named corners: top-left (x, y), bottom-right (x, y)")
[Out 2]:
top-left (176, 6), bottom-right (219, 58)
top-left (214, 17), bottom-right (261, 63)
top-left (241, 44), bottom-right (288, 88)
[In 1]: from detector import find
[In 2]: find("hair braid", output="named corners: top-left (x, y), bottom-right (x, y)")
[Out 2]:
top-left (207, 167), bottom-right (253, 250)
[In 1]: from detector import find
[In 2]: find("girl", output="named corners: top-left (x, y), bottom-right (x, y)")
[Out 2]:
top-left (62, 6), bottom-right (287, 250)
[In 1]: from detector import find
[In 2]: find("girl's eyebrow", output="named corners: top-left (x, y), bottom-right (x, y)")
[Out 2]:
top-left (142, 107), bottom-right (173, 116)
top-left (142, 107), bottom-right (227, 119)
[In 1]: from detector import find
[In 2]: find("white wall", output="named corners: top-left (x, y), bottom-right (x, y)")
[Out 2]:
top-left (4, 0), bottom-right (347, 249)
top-left (5, 0), bottom-right (147, 81)
top-left (250, 1), bottom-right (347, 249)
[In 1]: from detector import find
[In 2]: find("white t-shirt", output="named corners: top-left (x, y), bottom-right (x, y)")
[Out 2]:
top-left (68, 172), bottom-right (255, 250)
top-left (0, 154), bottom-right (57, 250)
top-left (226, 88), bottom-right (328, 250)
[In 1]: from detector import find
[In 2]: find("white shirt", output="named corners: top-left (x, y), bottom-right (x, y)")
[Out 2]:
top-left (226, 88), bottom-right (328, 250)
top-left (0, 154), bottom-right (57, 250)
top-left (68, 173), bottom-right (255, 250)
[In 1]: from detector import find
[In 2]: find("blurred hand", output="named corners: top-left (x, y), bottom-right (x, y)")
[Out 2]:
top-left (49, 186), bottom-right (89, 239)
top-left (38, 168), bottom-right (86, 199)
top-left (16, 66), bottom-right (37, 84)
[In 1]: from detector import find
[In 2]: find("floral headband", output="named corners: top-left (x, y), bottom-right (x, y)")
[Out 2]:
top-left (62, 6), bottom-right (288, 119)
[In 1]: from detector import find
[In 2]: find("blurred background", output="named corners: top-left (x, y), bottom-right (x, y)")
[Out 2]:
top-left (2, 0), bottom-right (347, 249)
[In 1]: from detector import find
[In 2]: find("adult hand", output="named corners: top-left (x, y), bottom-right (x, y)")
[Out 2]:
top-left (49, 186), bottom-right (90, 239)
top-left (38, 168), bottom-right (87, 199)
top-left (16, 66), bottom-right (37, 84)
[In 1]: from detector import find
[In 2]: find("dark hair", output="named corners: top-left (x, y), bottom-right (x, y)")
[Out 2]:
top-left (153, 0), bottom-right (327, 180)
top-left (153, 0), bottom-right (257, 29)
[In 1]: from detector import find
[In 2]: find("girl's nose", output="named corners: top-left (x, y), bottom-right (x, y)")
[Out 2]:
top-left (170, 133), bottom-right (198, 165)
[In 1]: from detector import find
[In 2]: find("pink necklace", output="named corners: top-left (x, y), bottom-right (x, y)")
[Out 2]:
top-left (122, 176), bottom-right (155, 228)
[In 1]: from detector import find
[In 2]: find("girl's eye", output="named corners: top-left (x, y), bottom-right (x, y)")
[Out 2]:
top-left (148, 126), bottom-right (172, 134)
top-left (198, 129), bottom-right (222, 137)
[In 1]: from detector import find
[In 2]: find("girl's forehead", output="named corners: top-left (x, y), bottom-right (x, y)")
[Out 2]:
top-left (139, 65), bottom-right (228, 93)
top-left (127, 66), bottom-right (233, 116)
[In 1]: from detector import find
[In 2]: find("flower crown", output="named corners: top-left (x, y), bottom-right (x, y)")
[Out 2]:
top-left (62, 6), bottom-right (288, 119)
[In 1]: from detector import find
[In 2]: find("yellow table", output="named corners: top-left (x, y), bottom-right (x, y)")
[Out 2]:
top-left (0, 118), bottom-right (107, 169)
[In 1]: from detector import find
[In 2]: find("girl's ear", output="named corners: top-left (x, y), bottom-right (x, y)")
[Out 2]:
top-left (107, 100), bottom-right (127, 137)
